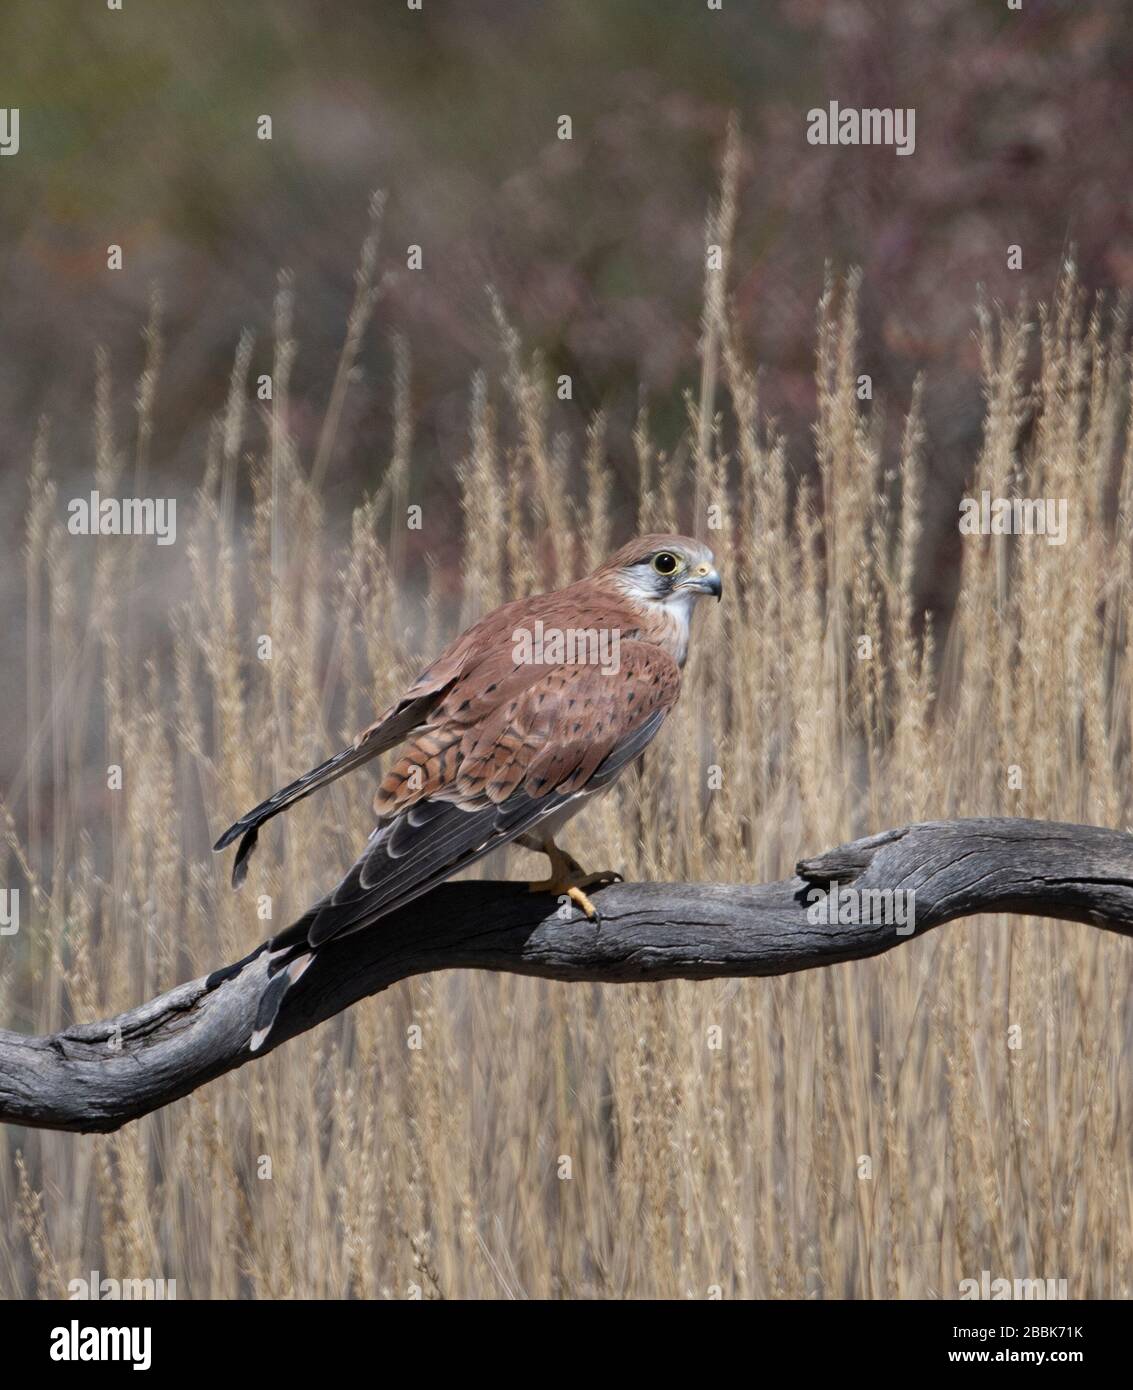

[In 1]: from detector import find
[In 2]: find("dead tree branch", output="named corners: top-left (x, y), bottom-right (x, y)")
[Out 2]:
top-left (2, 817), bottom-right (1131, 1133)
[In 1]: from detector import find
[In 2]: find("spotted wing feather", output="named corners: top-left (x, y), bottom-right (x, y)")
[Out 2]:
top-left (280, 642), bottom-right (680, 949)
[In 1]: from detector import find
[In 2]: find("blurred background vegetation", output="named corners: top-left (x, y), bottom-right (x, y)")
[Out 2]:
top-left (2, 0), bottom-right (1132, 782)
top-left (3, 1), bottom-right (1131, 585)
top-left (5, 0), bottom-right (1133, 1301)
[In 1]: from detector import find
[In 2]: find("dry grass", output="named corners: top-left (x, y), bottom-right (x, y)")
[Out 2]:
top-left (2, 164), bottom-right (1133, 1299)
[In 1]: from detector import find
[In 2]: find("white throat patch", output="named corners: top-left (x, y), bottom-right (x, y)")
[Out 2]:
top-left (661, 588), bottom-right (697, 666)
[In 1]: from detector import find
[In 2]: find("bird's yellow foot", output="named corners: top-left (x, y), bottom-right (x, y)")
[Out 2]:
top-left (564, 871), bottom-right (624, 922)
top-left (567, 885), bottom-right (601, 921)
top-left (527, 846), bottom-right (622, 923)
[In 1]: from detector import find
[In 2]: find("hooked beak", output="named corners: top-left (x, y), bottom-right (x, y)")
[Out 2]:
top-left (680, 564), bottom-right (723, 601)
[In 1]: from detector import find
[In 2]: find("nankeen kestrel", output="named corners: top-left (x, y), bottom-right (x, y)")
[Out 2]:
top-left (214, 534), bottom-right (721, 1048)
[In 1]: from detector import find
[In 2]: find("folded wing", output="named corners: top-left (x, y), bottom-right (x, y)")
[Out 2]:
top-left (283, 640), bottom-right (680, 948)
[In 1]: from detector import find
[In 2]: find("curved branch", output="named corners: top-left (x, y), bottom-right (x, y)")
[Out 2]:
top-left (2, 817), bottom-right (1132, 1133)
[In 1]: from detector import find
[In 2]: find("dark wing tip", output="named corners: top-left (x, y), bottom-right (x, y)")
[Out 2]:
top-left (230, 827), bottom-right (261, 888)
top-left (213, 822), bottom-right (244, 852)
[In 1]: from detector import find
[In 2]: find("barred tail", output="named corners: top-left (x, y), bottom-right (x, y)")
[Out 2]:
top-left (248, 950), bottom-right (314, 1052)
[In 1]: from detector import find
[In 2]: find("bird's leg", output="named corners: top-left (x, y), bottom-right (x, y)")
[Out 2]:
top-left (526, 838), bottom-right (622, 923)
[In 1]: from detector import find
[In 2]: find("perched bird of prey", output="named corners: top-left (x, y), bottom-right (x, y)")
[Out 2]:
top-left (214, 534), bottom-right (721, 1048)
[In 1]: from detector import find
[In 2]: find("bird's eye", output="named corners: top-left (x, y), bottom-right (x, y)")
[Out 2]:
top-left (652, 551), bottom-right (680, 576)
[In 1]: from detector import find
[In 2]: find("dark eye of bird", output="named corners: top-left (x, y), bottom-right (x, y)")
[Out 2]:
top-left (652, 552), bottom-right (679, 575)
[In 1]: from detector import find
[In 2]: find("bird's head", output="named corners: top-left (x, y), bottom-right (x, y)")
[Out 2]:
top-left (597, 534), bottom-right (723, 609)
top-left (594, 535), bottom-right (721, 665)
top-left (589, 533), bottom-right (722, 669)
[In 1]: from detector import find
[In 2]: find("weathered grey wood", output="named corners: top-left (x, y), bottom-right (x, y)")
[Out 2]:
top-left (2, 817), bottom-right (1131, 1133)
